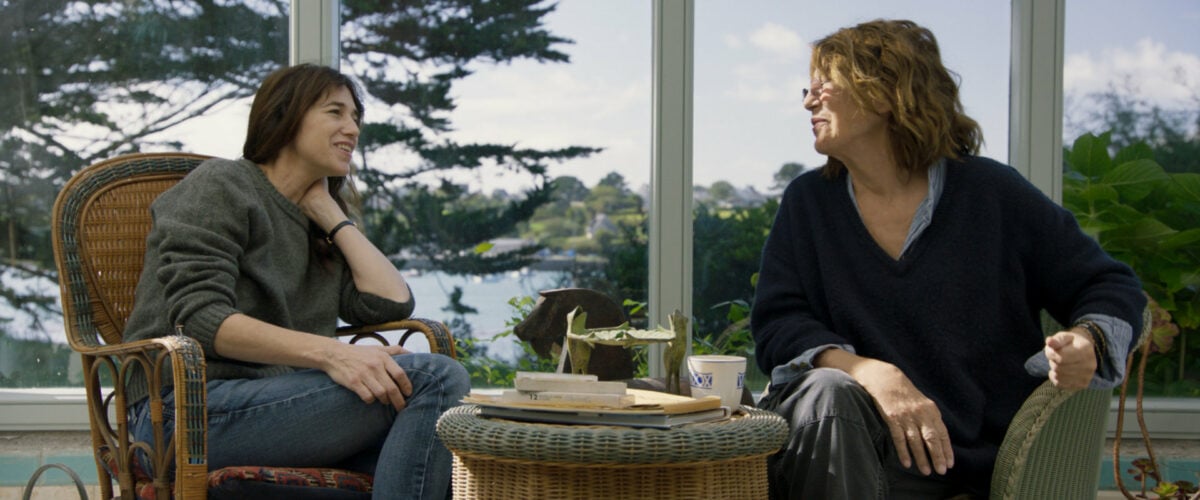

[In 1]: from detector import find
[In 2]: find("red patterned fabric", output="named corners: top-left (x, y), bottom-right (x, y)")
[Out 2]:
top-left (97, 446), bottom-right (158, 499)
top-left (97, 446), bottom-right (375, 498)
top-left (208, 466), bottom-right (374, 492)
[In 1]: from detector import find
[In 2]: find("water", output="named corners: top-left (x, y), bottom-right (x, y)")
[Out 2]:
top-left (0, 267), bottom-right (567, 364)
top-left (0, 267), bottom-right (66, 344)
top-left (402, 270), bottom-right (570, 361)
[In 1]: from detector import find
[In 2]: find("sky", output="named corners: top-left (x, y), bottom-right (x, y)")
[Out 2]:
top-left (166, 0), bottom-right (1200, 195)
top-left (445, 0), bottom-right (1200, 194)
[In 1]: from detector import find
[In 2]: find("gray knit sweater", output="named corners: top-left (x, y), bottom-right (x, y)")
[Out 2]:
top-left (124, 158), bottom-right (414, 402)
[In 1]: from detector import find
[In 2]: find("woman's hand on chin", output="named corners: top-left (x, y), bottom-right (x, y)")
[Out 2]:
top-left (298, 177), bottom-right (344, 228)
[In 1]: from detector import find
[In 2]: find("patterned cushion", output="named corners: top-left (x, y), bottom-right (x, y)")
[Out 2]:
top-left (208, 466), bottom-right (373, 492)
top-left (97, 445), bottom-right (374, 499)
top-left (98, 445), bottom-right (157, 499)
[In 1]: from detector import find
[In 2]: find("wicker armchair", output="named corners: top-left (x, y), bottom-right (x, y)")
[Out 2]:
top-left (989, 306), bottom-right (1151, 500)
top-left (51, 152), bottom-right (458, 499)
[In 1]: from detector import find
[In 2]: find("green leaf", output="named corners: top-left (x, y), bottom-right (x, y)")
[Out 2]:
top-left (473, 242), bottom-right (494, 254)
top-left (1175, 298), bottom-right (1200, 330)
top-left (1101, 159), bottom-right (1169, 202)
top-left (1070, 202), bottom-right (1142, 238)
top-left (1152, 481), bottom-right (1179, 496)
top-left (1068, 132), bottom-right (1112, 178)
top-left (1074, 183), bottom-right (1120, 205)
top-left (1161, 269), bottom-right (1200, 294)
top-left (1099, 203), bottom-right (1151, 224)
top-left (1158, 268), bottom-right (1185, 293)
top-left (1113, 141), bottom-right (1154, 164)
top-left (1076, 218), bottom-right (1112, 240)
top-left (1100, 217), bottom-right (1176, 247)
top-left (1160, 229), bottom-right (1200, 251)
top-left (1166, 173), bottom-right (1200, 203)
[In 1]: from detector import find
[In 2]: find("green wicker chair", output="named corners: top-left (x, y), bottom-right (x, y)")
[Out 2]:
top-left (52, 152), bottom-right (457, 499)
top-left (990, 307), bottom-right (1151, 500)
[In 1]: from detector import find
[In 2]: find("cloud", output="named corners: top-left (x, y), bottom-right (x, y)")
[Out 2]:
top-left (748, 22), bottom-right (805, 59)
top-left (383, 61), bottom-right (652, 193)
top-left (724, 70), bottom-right (809, 109)
top-left (451, 66), bottom-right (648, 142)
top-left (719, 23), bottom-right (809, 105)
top-left (723, 33), bottom-right (743, 49)
top-left (1064, 38), bottom-right (1200, 106)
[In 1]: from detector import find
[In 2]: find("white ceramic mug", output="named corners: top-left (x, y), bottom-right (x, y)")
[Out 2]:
top-left (686, 354), bottom-right (746, 408)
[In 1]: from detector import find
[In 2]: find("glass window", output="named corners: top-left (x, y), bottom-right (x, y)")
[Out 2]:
top-left (1063, 0), bottom-right (1200, 397)
top-left (0, 0), bottom-right (289, 388)
top-left (338, 1), bottom-right (651, 384)
top-left (693, 2), bottom-right (1012, 392)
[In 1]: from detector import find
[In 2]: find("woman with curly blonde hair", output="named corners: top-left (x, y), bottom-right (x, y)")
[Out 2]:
top-left (752, 19), bottom-right (1144, 499)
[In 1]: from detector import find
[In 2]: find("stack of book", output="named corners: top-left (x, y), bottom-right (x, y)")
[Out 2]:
top-left (499, 371), bottom-right (634, 407)
top-left (464, 372), bottom-right (729, 429)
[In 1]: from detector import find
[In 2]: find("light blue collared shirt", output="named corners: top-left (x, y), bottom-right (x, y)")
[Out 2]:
top-left (770, 161), bottom-right (1132, 390)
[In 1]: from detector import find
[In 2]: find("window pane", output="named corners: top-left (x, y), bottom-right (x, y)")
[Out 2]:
top-left (694, 2), bottom-right (1012, 392)
top-left (339, 1), bottom-right (651, 384)
top-left (0, 0), bottom-right (288, 388)
top-left (1064, 0), bottom-right (1200, 397)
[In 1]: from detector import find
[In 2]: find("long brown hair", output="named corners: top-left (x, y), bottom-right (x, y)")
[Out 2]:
top-left (812, 19), bottom-right (983, 177)
top-left (244, 63), bottom-right (365, 257)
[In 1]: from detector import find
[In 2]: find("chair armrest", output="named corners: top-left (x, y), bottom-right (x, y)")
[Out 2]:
top-left (337, 318), bottom-right (457, 359)
top-left (77, 336), bottom-right (208, 500)
top-left (990, 381), bottom-right (1110, 500)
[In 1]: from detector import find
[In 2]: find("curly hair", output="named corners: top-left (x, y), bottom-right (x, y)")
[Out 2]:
top-left (811, 19), bottom-right (983, 176)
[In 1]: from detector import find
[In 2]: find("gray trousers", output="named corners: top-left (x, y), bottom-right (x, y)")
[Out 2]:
top-left (758, 368), bottom-right (970, 500)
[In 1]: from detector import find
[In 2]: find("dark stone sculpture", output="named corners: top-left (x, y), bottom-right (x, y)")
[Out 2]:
top-left (512, 288), bottom-right (634, 381)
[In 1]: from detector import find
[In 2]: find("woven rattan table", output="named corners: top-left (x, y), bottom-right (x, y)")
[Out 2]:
top-left (436, 405), bottom-right (788, 500)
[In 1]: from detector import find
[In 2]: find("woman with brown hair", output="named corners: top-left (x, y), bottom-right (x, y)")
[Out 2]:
top-left (124, 63), bottom-right (470, 499)
top-left (752, 20), bottom-right (1145, 499)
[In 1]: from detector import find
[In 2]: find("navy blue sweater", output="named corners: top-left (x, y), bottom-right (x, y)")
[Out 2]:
top-left (751, 156), bottom-right (1145, 492)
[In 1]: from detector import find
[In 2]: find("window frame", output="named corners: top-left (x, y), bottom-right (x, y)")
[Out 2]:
top-left (4, 0), bottom-right (1195, 439)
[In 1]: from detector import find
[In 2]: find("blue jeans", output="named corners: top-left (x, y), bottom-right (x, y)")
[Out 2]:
top-left (130, 353), bottom-right (470, 500)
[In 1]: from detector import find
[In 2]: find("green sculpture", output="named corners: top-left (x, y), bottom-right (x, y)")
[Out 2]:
top-left (563, 306), bottom-right (690, 394)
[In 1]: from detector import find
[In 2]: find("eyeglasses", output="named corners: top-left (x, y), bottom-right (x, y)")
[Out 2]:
top-left (802, 79), bottom-right (829, 100)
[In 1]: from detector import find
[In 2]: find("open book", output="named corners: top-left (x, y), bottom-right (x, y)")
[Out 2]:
top-left (463, 388), bottom-right (728, 429)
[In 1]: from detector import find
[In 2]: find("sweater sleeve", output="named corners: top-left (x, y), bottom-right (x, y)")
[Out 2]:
top-left (1024, 312), bottom-right (1134, 388)
top-left (148, 162), bottom-right (251, 358)
top-left (337, 260), bottom-right (416, 325)
top-left (1001, 164), bottom-right (1146, 351)
top-left (751, 178), bottom-right (851, 376)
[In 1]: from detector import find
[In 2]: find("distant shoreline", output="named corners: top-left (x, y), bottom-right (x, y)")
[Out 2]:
top-left (401, 255), bottom-right (607, 273)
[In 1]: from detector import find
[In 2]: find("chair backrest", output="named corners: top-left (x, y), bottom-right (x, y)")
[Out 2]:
top-left (53, 153), bottom-right (211, 349)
